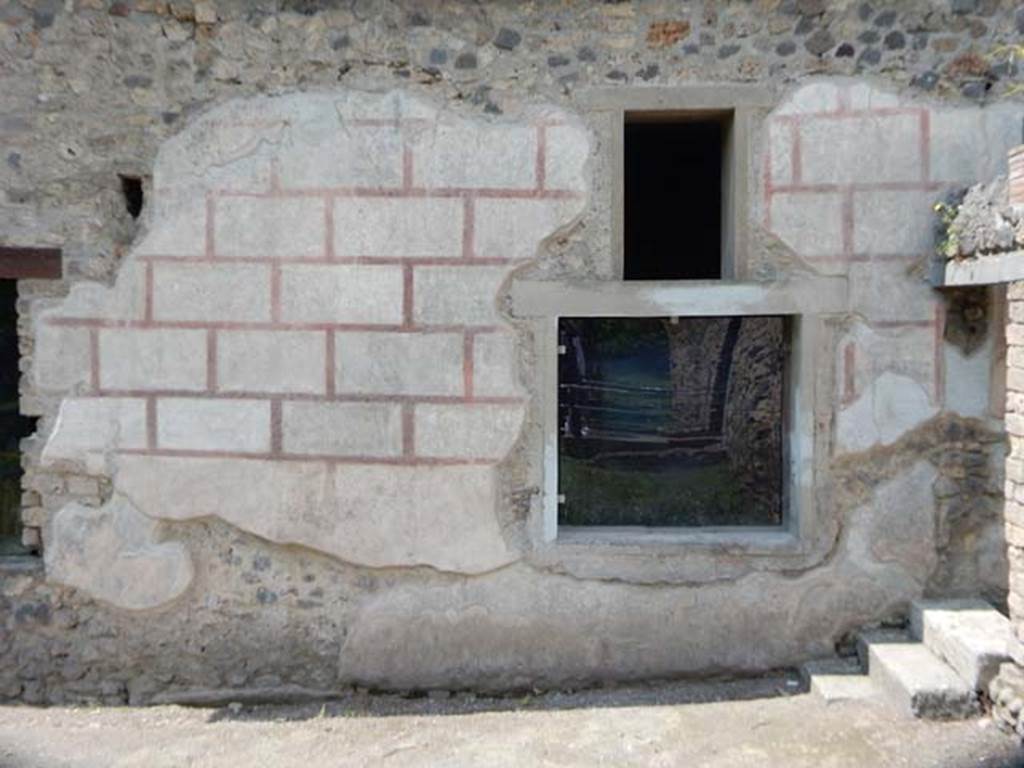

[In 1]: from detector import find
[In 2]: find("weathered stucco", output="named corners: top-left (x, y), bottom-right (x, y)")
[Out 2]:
top-left (3, 0), bottom-right (1024, 704)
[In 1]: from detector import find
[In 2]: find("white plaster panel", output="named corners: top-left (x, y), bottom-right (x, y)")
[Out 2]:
top-left (215, 197), bottom-right (326, 258)
top-left (42, 397), bottom-right (148, 470)
top-left (543, 123), bottom-right (590, 192)
top-left (414, 403), bottom-right (524, 459)
top-left (279, 264), bottom-right (404, 325)
top-left (277, 120), bottom-right (404, 190)
top-left (769, 191), bottom-right (844, 257)
top-left (799, 113), bottom-right (922, 185)
top-left (157, 397), bottom-right (270, 453)
top-left (852, 189), bottom-right (936, 256)
top-left (416, 123), bottom-right (537, 189)
top-left (98, 328), bottom-right (208, 392)
top-left (282, 401), bottom-right (403, 457)
top-left (217, 329), bottom-right (326, 395)
top-left (473, 331), bottom-right (521, 398)
top-left (334, 198), bottom-right (463, 258)
top-left (152, 262), bottom-right (272, 322)
top-left (474, 198), bottom-right (579, 260)
top-left (413, 265), bottom-right (508, 325)
top-left (335, 331), bottom-right (463, 396)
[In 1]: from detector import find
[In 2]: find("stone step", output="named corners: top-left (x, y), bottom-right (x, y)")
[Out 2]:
top-left (799, 657), bottom-right (876, 704)
top-left (865, 636), bottom-right (980, 719)
top-left (855, 627), bottom-right (910, 672)
top-left (909, 598), bottom-right (1011, 692)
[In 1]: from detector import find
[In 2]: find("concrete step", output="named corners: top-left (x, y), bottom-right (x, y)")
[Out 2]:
top-left (865, 635), bottom-right (980, 719)
top-left (909, 598), bottom-right (1011, 692)
top-left (855, 627), bottom-right (910, 672)
top-left (799, 657), bottom-right (876, 704)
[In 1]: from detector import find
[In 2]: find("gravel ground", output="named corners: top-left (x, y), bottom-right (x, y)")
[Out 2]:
top-left (0, 675), bottom-right (1022, 768)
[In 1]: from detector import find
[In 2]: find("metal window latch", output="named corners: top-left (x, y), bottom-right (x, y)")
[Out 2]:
top-left (557, 344), bottom-right (567, 355)
top-left (557, 494), bottom-right (566, 505)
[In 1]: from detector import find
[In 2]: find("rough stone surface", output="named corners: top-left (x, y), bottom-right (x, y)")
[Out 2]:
top-left (909, 598), bottom-right (1010, 691)
top-left (866, 637), bottom-right (980, 719)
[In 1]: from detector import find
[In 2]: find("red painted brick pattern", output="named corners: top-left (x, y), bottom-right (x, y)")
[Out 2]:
top-left (47, 116), bottom-right (583, 467)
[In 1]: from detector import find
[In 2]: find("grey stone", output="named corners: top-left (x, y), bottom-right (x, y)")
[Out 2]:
top-left (866, 636), bottom-right (980, 719)
top-left (884, 30), bottom-right (905, 49)
top-left (874, 10), bottom-right (898, 26)
top-left (454, 52), bottom-right (477, 69)
top-left (804, 29), bottom-right (835, 55)
top-left (718, 44), bottom-right (741, 59)
top-left (776, 41), bottom-right (797, 56)
top-left (493, 28), bottom-right (521, 50)
top-left (909, 599), bottom-right (1011, 691)
top-left (836, 42), bottom-right (855, 57)
top-left (950, 0), bottom-right (977, 14)
top-left (858, 46), bottom-right (881, 65)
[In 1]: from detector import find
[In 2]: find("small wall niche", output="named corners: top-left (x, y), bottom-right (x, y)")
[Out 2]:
top-left (623, 111), bottom-right (732, 281)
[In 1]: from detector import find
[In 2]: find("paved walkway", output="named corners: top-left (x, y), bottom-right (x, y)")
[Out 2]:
top-left (0, 676), bottom-right (1021, 767)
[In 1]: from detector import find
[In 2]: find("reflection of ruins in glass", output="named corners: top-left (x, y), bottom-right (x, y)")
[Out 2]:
top-left (557, 316), bottom-right (786, 528)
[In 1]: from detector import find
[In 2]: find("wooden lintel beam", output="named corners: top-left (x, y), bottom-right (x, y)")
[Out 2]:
top-left (0, 247), bottom-right (63, 280)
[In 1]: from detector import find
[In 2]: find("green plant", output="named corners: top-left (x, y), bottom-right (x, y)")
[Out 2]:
top-left (934, 200), bottom-right (961, 260)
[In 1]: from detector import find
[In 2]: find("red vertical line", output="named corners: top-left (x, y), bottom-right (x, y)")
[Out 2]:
top-left (842, 342), bottom-right (856, 405)
top-left (462, 197), bottom-right (475, 259)
top-left (146, 397), bottom-right (158, 450)
top-left (919, 109), bottom-right (931, 184)
top-left (270, 399), bottom-right (283, 455)
top-left (841, 188), bottom-right (855, 259)
top-left (463, 332), bottom-right (475, 400)
top-left (836, 85), bottom-right (851, 115)
top-left (89, 328), bottom-right (100, 392)
top-left (402, 142), bottom-right (414, 191)
top-left (143, 261), bottom-right (154, 323)
top-left (325, 330), bottom-right (336, 398)
top-left (535, 124), bottom-right (547, 191)
top-left (401, 402), bottom-right (415, 457)
top-left (790, 119), bottom-right (802, 185)
top-left (270, 261), bottom-right (282, 324)
top-left (933, 302), bottom-right (946, 404)
top-left (324, 196), bottom-right (335, 260)
top-left (205, 194), bottom-right (216, 259)
top-left (206, 329), bottom-right (218, 392)
top-left (402, 263), bottom-right (414, 328)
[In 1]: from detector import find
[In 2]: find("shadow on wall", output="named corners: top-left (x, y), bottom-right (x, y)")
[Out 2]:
top-left (202, 673), bottom-right (800, 724)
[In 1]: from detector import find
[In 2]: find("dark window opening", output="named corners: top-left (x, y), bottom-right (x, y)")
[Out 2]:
top-left (624, 114), bottom-right (727, 281)
top-left (557, 315), bottom-right (786, 528)
top-left (119, 175), bottom-right (144, 219)
top-left (0, 281), bottom-right (36, 554)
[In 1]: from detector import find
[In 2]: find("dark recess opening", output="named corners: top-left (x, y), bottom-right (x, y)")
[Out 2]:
top-left (119, 175), bottom-right (144, 219)
top-left (557, 315), bottom-right (786, 528)
top-left (624, 115), bottom-right (724, 280)
top-left (0, 281), bottom-right (37, 554)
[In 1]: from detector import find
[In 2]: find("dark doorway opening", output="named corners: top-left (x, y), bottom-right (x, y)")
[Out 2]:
top-left (624, 115), bottom-right (726, 281)
top-left (0, 281), bottom-right (36, 554)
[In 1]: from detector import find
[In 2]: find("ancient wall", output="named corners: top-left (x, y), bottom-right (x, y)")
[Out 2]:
top-left (1, 0), bottom-right (1024, 703)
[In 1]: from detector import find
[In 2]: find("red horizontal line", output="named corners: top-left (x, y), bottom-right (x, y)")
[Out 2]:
top-left (95, 389), bottom-right (524, 405)
top-left (772, 107), bottom-right (925, 123)
top-left (49, 318), bottom-right (502, 333)
top-left (138, 254), bottom-right (523, 267)
top-left (116, 448), bottom-right (497, 466)
top-left (218, 186), bottom-right (582, 200)
top-left (770, 181), bottom-right (944, 194)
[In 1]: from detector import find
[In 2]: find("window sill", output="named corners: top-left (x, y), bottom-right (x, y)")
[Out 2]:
top-left (555, 526), bottom-right (802, 555)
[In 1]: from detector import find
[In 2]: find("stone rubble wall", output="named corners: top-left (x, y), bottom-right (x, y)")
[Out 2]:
top-left (1, 0), bottom-right (1023, 702)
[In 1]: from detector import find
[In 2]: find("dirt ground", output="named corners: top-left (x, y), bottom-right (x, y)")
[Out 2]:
top-left (0, 675), bottom-right (1022, 768)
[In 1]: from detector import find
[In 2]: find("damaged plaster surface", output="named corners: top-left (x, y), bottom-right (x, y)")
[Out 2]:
top-left (4, 0), bottom-right (1024, 702)
top-left (36, 89), bottom-right (588, 590)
